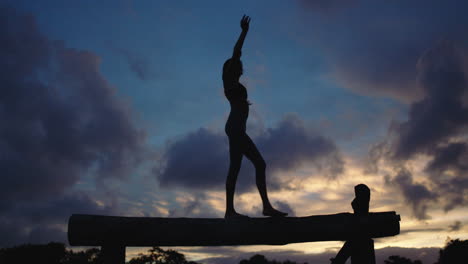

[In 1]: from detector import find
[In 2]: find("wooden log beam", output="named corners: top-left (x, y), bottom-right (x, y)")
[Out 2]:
top-left (68, 212), bottom-right (400, 247)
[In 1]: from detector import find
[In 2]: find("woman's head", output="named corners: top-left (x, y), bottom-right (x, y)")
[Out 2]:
top-left (223, 58), bottom-right (243, 80)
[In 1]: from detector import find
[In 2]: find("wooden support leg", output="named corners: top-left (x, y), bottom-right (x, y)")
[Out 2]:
top-left (351, 238), bottom-right (375, 264)
top-left (102, 244), bottom-right (125, 264)
top-left (330, 240), bottom-right (351, 264)
top-left (332, 184), bottom-right (376, 264)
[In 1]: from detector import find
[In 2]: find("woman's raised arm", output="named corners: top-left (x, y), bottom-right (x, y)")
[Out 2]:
top-left (232, 15), bottom-right (251, 59)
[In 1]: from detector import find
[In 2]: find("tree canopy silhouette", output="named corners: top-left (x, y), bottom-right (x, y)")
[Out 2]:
top-left (0, 242), bottom-right (66, 264)
top-left (435, 239), bottom-right (468, 264)
top-left (63, 247), bottom-right (103, 264)
top-left (0, 243), bottom-right (199, 264)
top-left (383, 255), bottom-right (422, 264)
top-left (3, 239), bottom-right (468, 264)
top-left (127, 246), bottom-right (199, 264)
top-left (239, 254), bottom-right (307, 264)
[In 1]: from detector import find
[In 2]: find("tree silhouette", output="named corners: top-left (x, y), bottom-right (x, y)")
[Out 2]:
top-left (0, 243), bottom-right (203, 264)
top-left (127, 246), bottom-right (199, 264)
top-left (435, 239), bottom-right (468, 264)
top-left (384, 255), bottom-right (422, 264)
top-left (7, 240), bottom-right (468, 264)
top-left (240, 254), bottom-right (270, 264)
top-left (63, 247), bottom-right (103, 264)
top-left (0, 242), bottom-right (66, 264)
top-left (0, 242), bottom-right (105, 264)
top-left (239, 254), bottom-right (307, 264)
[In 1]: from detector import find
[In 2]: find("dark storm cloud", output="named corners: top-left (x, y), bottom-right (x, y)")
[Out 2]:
top-left (435, 173), bottom-right (468, 213)
top-left (156, 127), bottom-right (228, 189)
top-left (300, 1), bottom-right (468, 219)
top-left (448, 221), bottom-right (463, 232)
top-left (156, 114), bottom-right (343, 191)
top-left (257, 115), bottom-right (344, 178)
top-left (373, 41), bottom-right (468, 219)
top-left (425, 143), bottom-right (468, 180)
top-left (385, 169), bottom-right (436, 220)
top-left (0, 5), bottom-right (147, 246)
top-left (328, 30), bottom-right (424, 102)
top-left (298, 0), bottom-right (468, 103)
top-left (0, 193), bottom-right (115, 246)
top-left (425, 147), bottom-right (468, 212)
top-left (168, 194), bottom-right (220, 218)
top-left (393, 42), bottom-right (468, 159)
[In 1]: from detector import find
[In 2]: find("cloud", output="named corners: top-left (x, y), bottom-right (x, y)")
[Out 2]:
top-left (155, 127), bottom-right (228, 189)
top-left (296, 0), bottom-right (468, 103)
top-left (424, 143), bottom-right (468, 212)
top-left (114, 47), bottom-right (153, 80)
top-left (425, 143), bottom-right (468, 177)
top-left (399, 228), bottom-right (445, 235)
top-left (155, 114), bottom-right (343, 192)
top-left (167, 193), bottom-right (220, 218)
top-left (0, 192), bottom-right (115, 246)
top-left (0, 5), bottom-right (147, 246)
top-left (298, 2), bottom-right (468, 220)
top-left (448, 221), bottom-right (463, 232)
top-left (371, 41), bottom-right (468, 219)
top-left (328, 33), bottom-right (423, 103)
top-left (393, 41), bottom-right (468, 159)
top-left (257, 115), bottom-right (344, 179)
top-left (385, 169), bottom-right (436, 220)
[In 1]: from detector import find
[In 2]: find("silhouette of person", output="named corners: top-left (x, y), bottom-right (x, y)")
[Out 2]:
top-left (223, 15), bottom-right (287, 218)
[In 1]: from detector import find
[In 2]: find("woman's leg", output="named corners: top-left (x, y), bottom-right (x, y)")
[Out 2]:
top-left (243, 134), bottom-right (287, 217)
top-left (225, 134), bottom-right (247, 218)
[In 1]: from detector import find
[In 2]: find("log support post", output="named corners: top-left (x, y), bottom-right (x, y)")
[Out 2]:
top-left (331, 184), bottom-right (376, 264)
top-left (102, 244), bottom-right (125, 264)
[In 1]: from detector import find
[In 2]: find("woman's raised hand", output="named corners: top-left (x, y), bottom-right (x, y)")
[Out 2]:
top-left (232, 15), bottom-right (250, 58)
top-left (240, 15), bottom-right (251, 31)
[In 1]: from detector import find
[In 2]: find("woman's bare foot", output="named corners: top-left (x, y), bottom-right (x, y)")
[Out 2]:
top-left (224, 211), bottom-right (250, 219)
top-left (263, 207), bottom-right (288, 217)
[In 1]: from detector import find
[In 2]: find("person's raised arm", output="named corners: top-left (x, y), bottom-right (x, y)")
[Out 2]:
top-left (232, 15), bottom-right (251, 59)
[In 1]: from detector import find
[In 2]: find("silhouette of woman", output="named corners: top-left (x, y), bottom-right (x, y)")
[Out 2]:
top-left (223, 15), bottom-right (287, 218)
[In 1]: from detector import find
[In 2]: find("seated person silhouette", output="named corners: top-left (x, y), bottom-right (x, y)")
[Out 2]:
top-left (223, 15), bottom-right (287, 219)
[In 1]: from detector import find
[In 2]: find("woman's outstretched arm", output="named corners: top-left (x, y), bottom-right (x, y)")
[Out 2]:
top-left (232, 15), bottom-right (251, 59)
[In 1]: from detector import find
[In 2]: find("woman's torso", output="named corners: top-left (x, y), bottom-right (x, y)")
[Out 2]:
top-left (223, 80), bottom-right (249, 134)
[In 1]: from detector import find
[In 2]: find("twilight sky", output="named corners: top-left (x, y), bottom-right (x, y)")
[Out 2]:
top-left (1, 0), bottom-right (468, 263)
